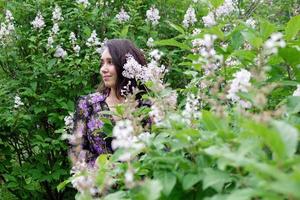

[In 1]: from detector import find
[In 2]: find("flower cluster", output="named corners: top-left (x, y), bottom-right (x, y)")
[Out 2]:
top-left (215, 0), bottom-right (235, 17)
top-left (146, 37), bottom-right (154, 48)
top-left (146, 6), bottom-right (160, 26)
top-left (227, 69), bottom-right (252, 108)
top-left (86, 30), bottom-right (101, 47)
top-left (149, 103), bottom-right (165, 125)
top-left (76, 0), bottom-right (90, 8)
top-left (202, 0), bottom-right (235, 27)
top-left (293, 84), bottom-right (300, 96)
top-left (182, 93), bottom-right (201, 124)
top-left (149, 49), bottom-right (163, 61)
top-left (192, 34), bottom-right (222, 75)
top-left (14, 95), bottom-right (24, 108)
top-left (0, 10), bottom-right (15, 45)
top-left (69, 32), bottom-right (81, 56)
top-left (116, 8), bottom-right (130, 23)
top-left (54, 45), bottom-right (68, 58)
top-left (202, 12), bottom-right (216, 27)
top-left (52, 4), bottom-right (64, 22)
top-left (31, 11), bottom-right (46, 30)
top-left (64, 112), bottom-right (74, 130)
top-left (111, 120), bottom-right (145, 161)
top-left (246, 17), bottom-right (256, 28)
top-left (263, 32), bottom-right (286, 55)
top-left (183, 6), bottom-right (197, 28)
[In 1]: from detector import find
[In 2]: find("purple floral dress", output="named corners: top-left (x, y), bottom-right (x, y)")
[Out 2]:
top-left (72, 91), bottom-right (152, 166)
top-left (73, 92), bottom-right (114, 165)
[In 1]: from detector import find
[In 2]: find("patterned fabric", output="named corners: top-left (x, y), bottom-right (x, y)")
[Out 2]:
top-left (73, 92), bottom-right (114, 165)
top-left (72, 91), bottom-right (152, 166)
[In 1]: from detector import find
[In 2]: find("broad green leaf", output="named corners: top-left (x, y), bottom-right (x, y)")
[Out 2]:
top-left (285, 15), bottom-right (300, 41)
top-left (286, 96), bottom-right (300, 114)
top-left (154, 39), bottom-right (190, 50)
top-left (182, 173), bottom-right (203, 190)
top-left (135, 179), bottom-right (162, 200)
top-left (156, 172), bottom-right (176, 196)
top-left (166, 20), bottom-right (185, 34)
top-left (203, 168), bottom-right (231, 192)
top-left (260, 19), bottom-right (276, 40)
top-left (271, 120), bottom-right (298, 158)
top-left (241, 31), bottom-right (263, 49)
top-left (278, 47), bottom-right (300, 67)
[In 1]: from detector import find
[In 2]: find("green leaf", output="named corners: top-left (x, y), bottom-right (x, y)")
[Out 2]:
top-left (155, 172), bottom-right (176, 196)
top-left (120, 25), bottom-right (129, 38)
top-left (154, 39), bottom-right (190, 50)
top-left (286, 96), bottom-right (300, 114)
top-left (209, 0), bottom-right (224, 8)
top-left (182, 173), bottom-right (203, 190)
top-left (203, 168), bottom-right (231, 192)
top-left (278, 47), bottom-right (300, 67)
top-left (166, 20), bottom-right (185, 34)
top-left (135, 179), bottom-right (162, 200)
top-left (57, 179), bottom-right (71, 192)
top-left (103, 191), bottom-right (127, 200)
top-left (271, 120), bottom-right (298, 158)
top-left (241, 31), bottom-right (263, 49)
top-left (285, 15), bottom-right (300, 41)
top-left (259, 19), bottom-right (276, 40)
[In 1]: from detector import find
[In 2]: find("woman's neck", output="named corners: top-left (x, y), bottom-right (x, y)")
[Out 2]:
top-left (107, 88), bottom-right (124, 105)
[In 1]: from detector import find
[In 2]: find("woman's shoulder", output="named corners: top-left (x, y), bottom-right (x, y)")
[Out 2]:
top-left (77, 92), bottom-right (106, 105)
top-left (86, 92), bottom-right (107, 105)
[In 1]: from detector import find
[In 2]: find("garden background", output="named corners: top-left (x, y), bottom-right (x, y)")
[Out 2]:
top-left (1, 0), bottom-right (300, 199)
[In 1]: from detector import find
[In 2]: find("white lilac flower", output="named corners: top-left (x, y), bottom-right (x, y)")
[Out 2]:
top-left (149, 49), bottom-right (163, 61)
top-left (54, 45), bottom-right (67, 58)
top-left (0, 23), bottom-right (8, 40)
top-left (64, 112), bottom-right (74, 130)
top-left (147, 37), bottom-right (154, 47)
top-left (192, 34), bottom-right (222, 74)
top-left (227, 69), bottom-right (252, 108)
top-left (202, 12), bottom-right (216, 27)
top-left (149, 103), bottom-right (164, 125)
top-left (122, 54), bottom-right (145, 80)
top-left (111, 120), bottom-right (144, 161)
top-left (76, 0), bottom-right (90, 8)
top-left (51, 23), bottom-right (59, 35)
top-left (5, 10), bottom-right (14, 22)
top-left (86, 30), bottom-right (100, 47)
top-left (145, 60), bottom-right (165, 82)
top-left (52, 5), bottom-right (63, 22)
top-left (14, 95), bottom-right (24, 108)
top-left (146, 6), bottom-right (160, 26)
top-left (192, 28), bottom-right (201, 36)
top-left (246, 17), bottom-right (256, 28)
top-left (183, 6), bottom-right (197, 28)
top-left (215, 0), bottom-right (235, 17)
top-left (69, 32), bottom-right (77, 44)
top-left (263, 32), bottom-right (286, 55)
top-left (31, 11), bottom-right (46, 30)
top-left (293, 84), bottom-right (300, 96)
top-left (47, 36), bottom-right (54, 48)
top-left (225, 57), bottom-right (240, 66)
top-left (182, 94), bottom-right (200, 124)
top-left (115, 8), bottom-right (130, 23)
top-left (73, 45), bottom-right (81, 55)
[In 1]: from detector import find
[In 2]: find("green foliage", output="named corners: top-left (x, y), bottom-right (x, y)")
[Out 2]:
top-left (1, 0), bottom-right (300, 200)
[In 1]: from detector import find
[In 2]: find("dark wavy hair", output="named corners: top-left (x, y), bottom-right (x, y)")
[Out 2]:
top-left (97, 39), bottom-right (147, 99)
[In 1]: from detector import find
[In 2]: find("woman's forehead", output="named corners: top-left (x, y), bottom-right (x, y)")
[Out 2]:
top-left (101, 48), bottom-right (111, 59)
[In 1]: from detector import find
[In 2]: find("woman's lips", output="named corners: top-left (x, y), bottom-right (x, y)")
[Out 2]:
top-left (103, 76), bottom-right (111, 81)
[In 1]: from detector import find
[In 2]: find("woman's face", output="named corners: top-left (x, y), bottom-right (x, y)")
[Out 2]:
top-left (100, 48), bottom-right (118, 89)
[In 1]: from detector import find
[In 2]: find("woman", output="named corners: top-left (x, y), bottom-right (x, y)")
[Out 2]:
top-left (72, 39), bottom-right (150, 166)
